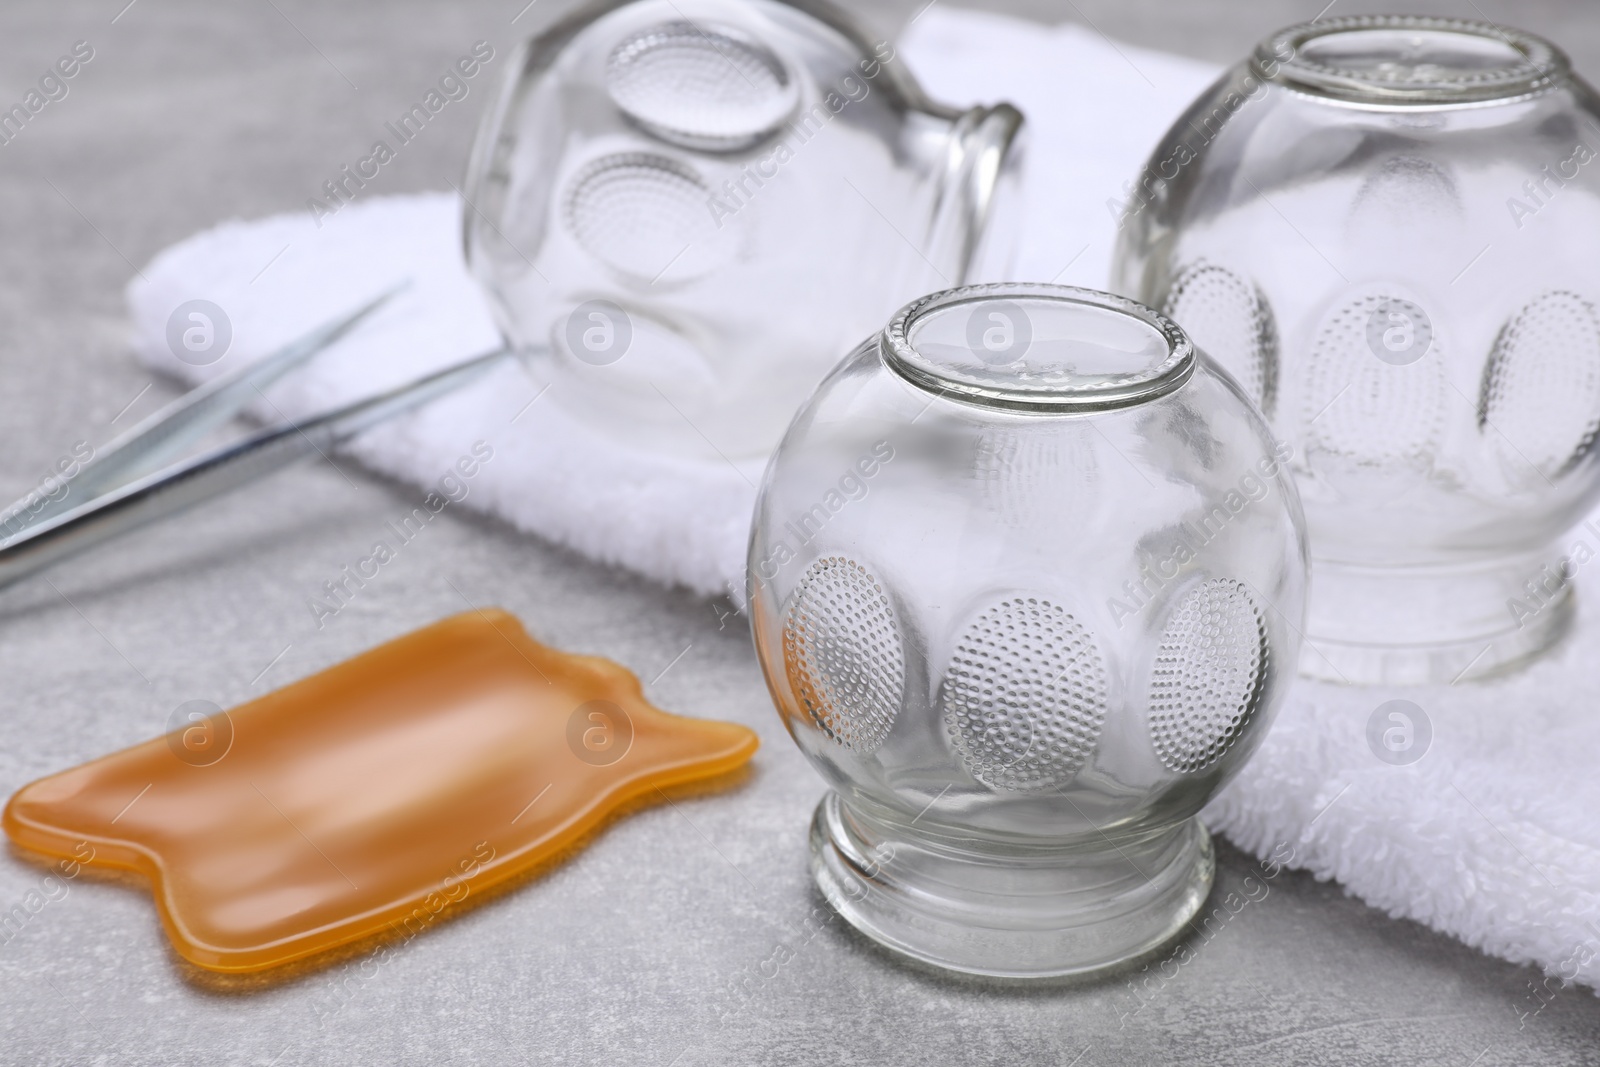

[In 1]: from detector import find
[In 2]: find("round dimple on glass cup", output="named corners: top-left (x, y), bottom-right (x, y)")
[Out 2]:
top-left (747, 283), bottom-right (1307, 978)
top-left (1113, 15), bottom-right (1600, 685)
top-left (462, 0), bottom-right (1022, 462)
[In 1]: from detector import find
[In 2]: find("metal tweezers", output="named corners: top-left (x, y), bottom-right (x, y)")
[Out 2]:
top-left (0, 288), bottom-right (514, 591)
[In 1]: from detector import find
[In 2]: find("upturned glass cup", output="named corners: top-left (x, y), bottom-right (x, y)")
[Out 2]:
top-left (1113, 16), bottom-right (1600, 685)
top-left (463, 0), bottom-right (1023, 461)
top-left (747, 283), bottom-right (1307, 978)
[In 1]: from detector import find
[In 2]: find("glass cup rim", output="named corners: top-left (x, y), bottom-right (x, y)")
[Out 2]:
top-left (1254, 15), bottom-right (1570, 106)
top-left (881, 283), bottom-right (1195, 414)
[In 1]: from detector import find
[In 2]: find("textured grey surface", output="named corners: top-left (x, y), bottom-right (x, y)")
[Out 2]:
top-left (0, 1), bottom-right (1598, 1064)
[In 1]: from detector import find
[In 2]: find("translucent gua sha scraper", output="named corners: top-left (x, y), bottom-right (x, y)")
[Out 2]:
top-left (2, 610), bottom-right (758, 973)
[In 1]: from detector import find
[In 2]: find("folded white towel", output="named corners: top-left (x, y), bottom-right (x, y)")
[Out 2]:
top-left (125, 8), bottom-right (1600, 992)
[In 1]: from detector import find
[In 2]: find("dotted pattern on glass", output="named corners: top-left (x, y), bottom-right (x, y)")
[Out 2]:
top-left (605, 21), bottom-right (797, 152)
top-left (1301, 289), bottom-right (1446, 468)
top-left (1163, 262), bottom-right (1279, 415)
top-left (941, 598), bottom-right (1108, 791)
top-left (1478, 290), bottom-right (1600, 482)
top-left (1350, 157), bottom-right (1463, 228)
top-left (563, 152), bottom-right (732, 282)
top-left (783, 557), bottom-right (905, 754)
top-left (1148, 578), bottom-right (1268, 774)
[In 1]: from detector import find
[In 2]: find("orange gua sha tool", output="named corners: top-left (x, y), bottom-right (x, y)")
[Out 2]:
top-left (2, 609), bottom-right (758, 974)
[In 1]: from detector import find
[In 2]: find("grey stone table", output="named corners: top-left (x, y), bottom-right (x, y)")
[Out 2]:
top-left (0, 1), bottom-right (1596, 1064)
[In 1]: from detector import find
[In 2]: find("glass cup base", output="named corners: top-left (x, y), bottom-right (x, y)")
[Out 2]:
top-left (808, 792), bottom-right (1215, 980)
top-left (1300, 549), bottom-right (1573, 686)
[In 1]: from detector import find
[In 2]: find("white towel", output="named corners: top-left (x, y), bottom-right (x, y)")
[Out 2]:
top-left (125, 8), bottom-right (1600, 992)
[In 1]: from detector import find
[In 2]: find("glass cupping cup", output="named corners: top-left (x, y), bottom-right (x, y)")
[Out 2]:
top-left (1113, 16), bottom-right (1600, 684)
top-left (463, 0), bottom-right (1023, 461)
top-left (748, 283), bottom-right (1308, 978)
